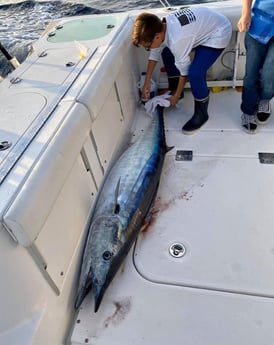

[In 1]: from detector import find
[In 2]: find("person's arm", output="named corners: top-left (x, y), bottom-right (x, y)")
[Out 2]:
top-left (169, 76), bottom-right (187, 106)
top-left (237, 0), bottom-right (253, 32)
top-left (167, 36), bottom-right (193, 105)
top-left (141, 59), bottom-right (158, 100)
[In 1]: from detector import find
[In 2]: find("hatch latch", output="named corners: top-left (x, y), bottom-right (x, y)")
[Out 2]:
top-left (175, 150), bottom-right (193, 161)
top-left (258, 152), bottom-right (274, 164)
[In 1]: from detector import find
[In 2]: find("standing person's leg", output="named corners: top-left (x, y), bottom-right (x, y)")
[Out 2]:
top-left (182, 46), bottom-right (223, 133)
top-left (241, 33), bottom-right (267, 133)
top-left (257, 37), bottom-right (274, 123)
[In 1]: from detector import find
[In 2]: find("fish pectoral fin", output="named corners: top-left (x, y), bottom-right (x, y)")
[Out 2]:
top-left (113, 177), bottom-right (121, 214)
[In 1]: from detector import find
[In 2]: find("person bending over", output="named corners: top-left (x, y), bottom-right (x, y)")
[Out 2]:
top-left (132, 7), bottom-right (232, 134)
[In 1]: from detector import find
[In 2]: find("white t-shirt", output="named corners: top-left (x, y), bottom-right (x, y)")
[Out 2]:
top-left (149, 7), bottom-right (232, 76)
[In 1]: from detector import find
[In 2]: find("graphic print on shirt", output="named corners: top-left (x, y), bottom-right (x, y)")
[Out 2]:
top-left (175, 8), bottom-right (196, 26)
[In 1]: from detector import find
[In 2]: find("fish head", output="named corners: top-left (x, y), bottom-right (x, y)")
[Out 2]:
top-left (89, 215), bottom-right (124, 312)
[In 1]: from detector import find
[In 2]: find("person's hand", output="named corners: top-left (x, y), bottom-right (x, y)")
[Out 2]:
top-left (169, 93), bottom-right (180, 106)
top-left (237, 14), bottom-right (251, 32)
top-left (141, 81), bottom-right (151, 100)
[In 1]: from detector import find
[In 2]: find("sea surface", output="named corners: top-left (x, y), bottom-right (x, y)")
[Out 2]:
top-left (0, 0), bottom-right (219, 77)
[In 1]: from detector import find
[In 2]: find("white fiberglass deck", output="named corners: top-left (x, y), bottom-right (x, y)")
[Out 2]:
top-left (71, 89), bottom-right (274, 345)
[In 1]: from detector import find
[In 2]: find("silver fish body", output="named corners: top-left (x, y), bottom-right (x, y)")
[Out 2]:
top-left (75, 106), bottom-right (170, 312)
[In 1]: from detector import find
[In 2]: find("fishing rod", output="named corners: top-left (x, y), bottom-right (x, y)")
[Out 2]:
top-left (0, 42), bottom-right (20, 69)
top-left (159, 0), bottom-right (172, 9)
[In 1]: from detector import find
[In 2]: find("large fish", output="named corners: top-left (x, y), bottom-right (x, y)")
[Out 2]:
top-left (75, 105), bottom-right (172, 312)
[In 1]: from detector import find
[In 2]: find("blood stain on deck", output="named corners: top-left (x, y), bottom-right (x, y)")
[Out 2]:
top-left (103, 298), bottom-right (131, 328)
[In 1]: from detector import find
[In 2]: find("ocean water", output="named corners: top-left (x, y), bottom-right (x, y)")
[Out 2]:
top-left (0, 0), bottom-right (218, 77)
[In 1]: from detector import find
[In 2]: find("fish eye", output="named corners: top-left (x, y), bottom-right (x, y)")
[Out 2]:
top-left (102, 250), bottom-right (113, 261)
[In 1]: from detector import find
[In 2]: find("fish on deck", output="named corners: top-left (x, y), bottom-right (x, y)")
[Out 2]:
top-left (75, 105), bottom-right (172, 312)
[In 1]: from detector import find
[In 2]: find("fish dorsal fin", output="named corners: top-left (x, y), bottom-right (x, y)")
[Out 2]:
top-left (113, 177), bottom-right (121, 214)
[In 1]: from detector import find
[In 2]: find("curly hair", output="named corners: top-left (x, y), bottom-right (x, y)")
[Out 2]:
top-left (132, 13), bottom-right (163, 47)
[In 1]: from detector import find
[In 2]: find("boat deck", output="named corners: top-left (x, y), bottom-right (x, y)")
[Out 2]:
top-left (71, 89), bottom-right (274, 345)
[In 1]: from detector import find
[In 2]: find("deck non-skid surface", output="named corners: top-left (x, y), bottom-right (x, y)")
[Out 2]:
top-left (71, 89), bottom-right (274, 345)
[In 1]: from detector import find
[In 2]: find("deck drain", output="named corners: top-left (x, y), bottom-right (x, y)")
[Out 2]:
top-left (169, 242), bottom-right (186, 258)
top-left (0, 141), bottom-right (12, 151)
